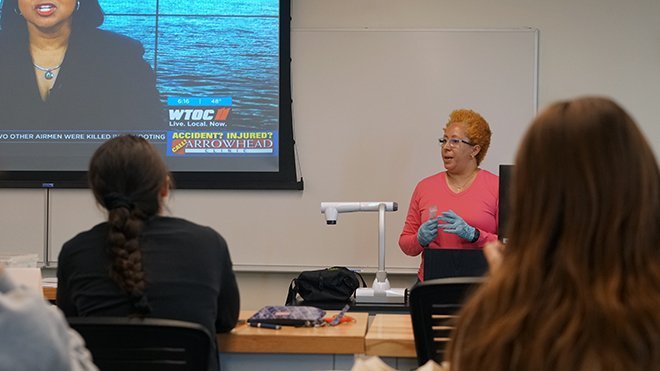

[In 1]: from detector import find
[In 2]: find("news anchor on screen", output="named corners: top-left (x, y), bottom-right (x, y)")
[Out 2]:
top-left (399, 109), bottom-right (498, 281)
top-left (0, 0), bottom-right (164, 131)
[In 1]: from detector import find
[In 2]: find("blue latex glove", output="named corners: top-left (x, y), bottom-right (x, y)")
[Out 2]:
top-left (438, 210), bottom-right (477, 242)
top-left (417, 217), bottom-right (439, 246)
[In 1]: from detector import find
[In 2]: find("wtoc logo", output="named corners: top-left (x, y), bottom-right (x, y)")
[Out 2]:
top-left (169, 108), bottom-right (229, 121)
top-left (167, 96), bottom-right (232, 128)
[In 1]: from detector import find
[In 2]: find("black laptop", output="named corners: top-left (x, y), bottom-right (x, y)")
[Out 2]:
top-left (423, 248), bottom-right (488, 281)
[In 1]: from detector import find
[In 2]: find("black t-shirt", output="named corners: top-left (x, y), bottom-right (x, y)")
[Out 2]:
top-left (56, 216), bottom-right (240, 337)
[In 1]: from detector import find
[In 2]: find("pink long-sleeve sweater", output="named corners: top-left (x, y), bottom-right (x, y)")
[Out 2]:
top-left (399, 170), bottom-right (499, 280)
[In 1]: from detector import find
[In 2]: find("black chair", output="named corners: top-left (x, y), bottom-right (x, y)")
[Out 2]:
top-left (67, 317), bottom-right (215, 371)
top-left (409, 277), bottom-right (484, 366)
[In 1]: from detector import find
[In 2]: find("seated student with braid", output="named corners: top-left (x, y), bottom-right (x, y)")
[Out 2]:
top-left (56, 135), bottom-right (240, 369)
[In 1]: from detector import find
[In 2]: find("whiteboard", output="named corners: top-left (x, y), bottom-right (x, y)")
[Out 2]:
top-left (291, 28), bottom-right (538, 172)
top-left (48, 28), bottom-right (538, 273)
top-left (264, 28), bottom-right (537, 271)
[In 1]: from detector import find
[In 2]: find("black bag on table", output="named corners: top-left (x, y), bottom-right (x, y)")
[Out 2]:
top-left (285, 266), bottom-right (366, 305)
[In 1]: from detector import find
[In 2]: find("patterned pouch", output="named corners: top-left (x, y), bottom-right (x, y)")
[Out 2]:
top-left (247, 305), bottom-right (326, 327)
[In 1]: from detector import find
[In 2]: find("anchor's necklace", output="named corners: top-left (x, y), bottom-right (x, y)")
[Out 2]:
top-left (33, 62), bottom-right (62, 80)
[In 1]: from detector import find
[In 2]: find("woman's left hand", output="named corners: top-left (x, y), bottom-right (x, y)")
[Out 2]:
top-left (438, 210), bottom-right (477, 241)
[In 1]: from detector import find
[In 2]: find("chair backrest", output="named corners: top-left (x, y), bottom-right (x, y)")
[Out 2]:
top-left (67, 317), bottom-right (214, 371)
top-left (409, 277), bottom-right (484, 366)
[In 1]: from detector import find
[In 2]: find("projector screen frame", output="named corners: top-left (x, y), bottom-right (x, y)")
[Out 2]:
top-left (0, 0), bottom-right (302, 191)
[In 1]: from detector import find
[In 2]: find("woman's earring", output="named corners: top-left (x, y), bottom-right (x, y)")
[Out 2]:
top-left (13, 7), bottom-right (22, 15)
top-left (76, 0), bottom-right (81, 11)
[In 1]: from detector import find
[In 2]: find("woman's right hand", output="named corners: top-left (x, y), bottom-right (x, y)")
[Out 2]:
top-left (417, 218), bottom-right (439, 246)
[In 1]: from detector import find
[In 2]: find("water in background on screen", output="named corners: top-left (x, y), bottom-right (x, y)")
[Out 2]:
top-left (100, 0), bottom-right (280, 130)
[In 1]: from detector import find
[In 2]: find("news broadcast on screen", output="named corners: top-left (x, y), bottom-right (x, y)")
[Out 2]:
top-left (0, 0), bottom-right (297, 189)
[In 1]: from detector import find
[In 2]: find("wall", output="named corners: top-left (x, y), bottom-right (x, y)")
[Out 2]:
top-left (3, 0), bottom-right (659, 310)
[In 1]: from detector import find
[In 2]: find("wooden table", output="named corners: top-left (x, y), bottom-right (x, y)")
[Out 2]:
top-left (365, 314), bottom-right (416, 358)
top-left (218, 310), bottom-right (368, 354)
top-left (42, 292), bottom-right (415, 369)
top-left (43, 287), bottom-right (56, 301)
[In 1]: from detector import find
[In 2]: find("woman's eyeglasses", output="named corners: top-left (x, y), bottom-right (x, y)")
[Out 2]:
top-left (438, 138), bottom-right (473, 147)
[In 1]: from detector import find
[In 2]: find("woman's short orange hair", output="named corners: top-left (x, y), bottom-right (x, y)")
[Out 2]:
top-left (445, 109), bottom-right (492, 165)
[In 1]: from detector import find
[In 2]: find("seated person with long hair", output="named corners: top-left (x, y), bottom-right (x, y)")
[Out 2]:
top-left (445, 97), bottom-right (659, 371)
top-left (56, 135), bottom-right (240, 369)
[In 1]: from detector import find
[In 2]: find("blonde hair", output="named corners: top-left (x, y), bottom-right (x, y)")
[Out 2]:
top-left (445, 109), bottom-right (491, 164)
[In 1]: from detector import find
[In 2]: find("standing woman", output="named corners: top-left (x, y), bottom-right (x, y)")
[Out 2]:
top-left (446, 97), bottom-right (660, 370)
top-left (0, 0), bottom-right (163, 130)
top-left (56, 135), bottom-right (239, 369)
top-left (399, 109), bottom-right (499, 281)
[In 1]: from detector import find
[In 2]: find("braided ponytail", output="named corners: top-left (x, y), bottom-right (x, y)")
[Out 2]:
top-left (89, 136), bottom-right (171, 316)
